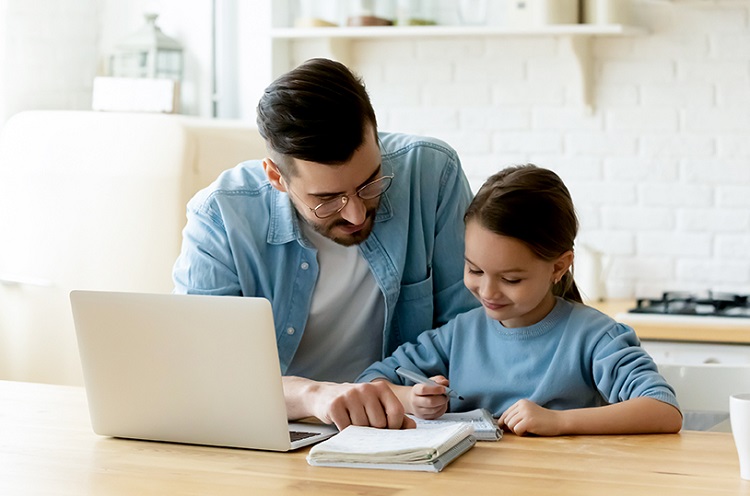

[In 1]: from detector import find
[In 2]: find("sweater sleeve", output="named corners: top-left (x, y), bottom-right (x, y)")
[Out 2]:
top-left (356, 323), bottom-right (455, 384)
top-left (592, 323), bottom-right (679, 408)
top-left (591, 323), bottom-right (680, 410)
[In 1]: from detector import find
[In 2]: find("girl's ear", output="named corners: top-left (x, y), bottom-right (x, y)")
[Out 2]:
top-left (263, 158), bottom-right (286, 192)
top-left (552, 250), bottom-right (574, 283)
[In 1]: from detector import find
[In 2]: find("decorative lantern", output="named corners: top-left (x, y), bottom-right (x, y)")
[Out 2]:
top-left (110, 13), bottom-right (183, 80)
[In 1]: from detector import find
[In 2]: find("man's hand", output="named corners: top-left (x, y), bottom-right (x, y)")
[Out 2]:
top-left (409, 375), bottom-right (450, 420)
top-left (498, 399), bottom-right (562, 436)
top-left (284, 376), bottom-right (416, 431)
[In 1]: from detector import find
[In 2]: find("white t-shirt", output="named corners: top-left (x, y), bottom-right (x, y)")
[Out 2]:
top-left (285, 222), bottom-right (385, 383)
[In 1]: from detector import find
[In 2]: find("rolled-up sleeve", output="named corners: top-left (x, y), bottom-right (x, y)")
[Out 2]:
top-left (591, 323), bottom-right (680, 410)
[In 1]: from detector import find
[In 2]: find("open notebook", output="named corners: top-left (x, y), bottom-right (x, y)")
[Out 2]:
top-left (70, 290), bottom-right (337, 451)
top-left (409, 408), bottom-right (502, 441)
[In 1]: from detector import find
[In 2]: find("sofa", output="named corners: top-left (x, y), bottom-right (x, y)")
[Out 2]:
top-left (0, 110), bottom-right (267, 386)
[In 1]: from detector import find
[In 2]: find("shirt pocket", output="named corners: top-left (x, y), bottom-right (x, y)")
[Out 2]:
top-left (393, 272), bottom-right (435, 347)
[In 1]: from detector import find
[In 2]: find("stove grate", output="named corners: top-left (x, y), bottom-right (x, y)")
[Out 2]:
top-left (630, 291), bottom-right (750, 318)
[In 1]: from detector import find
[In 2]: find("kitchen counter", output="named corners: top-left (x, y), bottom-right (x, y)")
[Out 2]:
top-left (589, 299), bottom-right (750, 345)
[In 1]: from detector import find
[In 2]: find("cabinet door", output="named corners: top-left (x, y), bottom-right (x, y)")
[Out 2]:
top-left (642, 340), bottom-right (750, 366)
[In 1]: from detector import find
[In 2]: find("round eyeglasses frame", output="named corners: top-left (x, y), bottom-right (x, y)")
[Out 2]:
top-left (286, 174), bottom-right (394, 219)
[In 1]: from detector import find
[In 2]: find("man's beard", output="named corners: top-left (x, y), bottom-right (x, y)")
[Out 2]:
top-left (306, 208), bottom-right (377, 247)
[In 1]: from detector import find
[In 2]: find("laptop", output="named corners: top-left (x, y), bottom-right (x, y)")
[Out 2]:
top-left (70, 290), bottom-right (338, 451)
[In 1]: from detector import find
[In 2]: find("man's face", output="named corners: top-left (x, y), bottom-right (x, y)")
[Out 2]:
top-left (280, 129), bottom-right (384, 247)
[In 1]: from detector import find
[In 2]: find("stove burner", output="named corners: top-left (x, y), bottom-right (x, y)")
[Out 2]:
top-left (630, 291), bottom-right (750, 318)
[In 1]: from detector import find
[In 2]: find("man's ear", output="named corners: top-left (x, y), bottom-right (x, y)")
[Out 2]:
top-left (553, 250), bottom-right (574, 283)
top-left (263, 158), bottom-right (286, 192)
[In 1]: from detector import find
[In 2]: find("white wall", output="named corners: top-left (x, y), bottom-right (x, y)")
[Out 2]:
top-left (0, 0), bottom-right (215, 130)
top-left (0, 0), bottom-right (6, 122)
top-left (278, 0), bottom-right (750, 299)
top-left (0, 0), bottom-right (101, 127)
top-left (1, 0), bottom-right (749, 300)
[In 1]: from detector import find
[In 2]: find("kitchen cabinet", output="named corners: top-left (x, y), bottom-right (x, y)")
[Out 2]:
top-left (264, 0), bottom-right (647, 112)
top-left (639, 341), bottom-right (750, 366)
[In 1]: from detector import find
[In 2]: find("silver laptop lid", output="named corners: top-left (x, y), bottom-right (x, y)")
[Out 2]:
top-left (71, 291), bottom-right (301, 451)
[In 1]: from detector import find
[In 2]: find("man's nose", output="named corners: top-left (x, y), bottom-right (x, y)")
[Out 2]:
top-left (339, 195), bottom-right (367, 225)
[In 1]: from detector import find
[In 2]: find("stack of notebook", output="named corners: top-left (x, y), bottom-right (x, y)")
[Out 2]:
top-left (307, 422), bottom-right (476, 472)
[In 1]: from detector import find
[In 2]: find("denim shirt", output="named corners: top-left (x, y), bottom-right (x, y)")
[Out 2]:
top-left (172, 132), bottom-right (479, 374)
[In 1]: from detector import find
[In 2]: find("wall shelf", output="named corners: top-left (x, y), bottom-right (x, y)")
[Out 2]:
top-left (270, 24), bottom-right (647, 113)
top-left (271, 24), bottom-right (646, 40)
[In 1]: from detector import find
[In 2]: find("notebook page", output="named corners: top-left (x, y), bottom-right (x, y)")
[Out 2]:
top-left (411, 409), bottom-right (498, 433)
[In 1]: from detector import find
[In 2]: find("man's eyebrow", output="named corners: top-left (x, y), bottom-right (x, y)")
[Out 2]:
top-left (312, 164), bottom-right (382, 198)
top-left (358, 164), bottom-right (382, 188)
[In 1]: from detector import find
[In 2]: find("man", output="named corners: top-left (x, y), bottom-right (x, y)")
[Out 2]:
top-left (173, 58), bottom-right (478, 430)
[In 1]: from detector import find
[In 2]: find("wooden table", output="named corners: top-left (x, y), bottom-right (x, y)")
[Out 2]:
top-left (2, 380), bottom-right (749, 495)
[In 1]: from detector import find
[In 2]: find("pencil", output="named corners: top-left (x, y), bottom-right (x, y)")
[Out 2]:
top-left (395, 367), bottom-right (464, 401)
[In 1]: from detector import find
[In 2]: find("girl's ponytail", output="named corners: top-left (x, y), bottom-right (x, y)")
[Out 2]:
top-left (554, 270), bottom-right (583, 304)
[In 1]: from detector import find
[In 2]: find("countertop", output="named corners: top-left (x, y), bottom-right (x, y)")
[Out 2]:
top-left (589, 299), bottom-right (750, 345)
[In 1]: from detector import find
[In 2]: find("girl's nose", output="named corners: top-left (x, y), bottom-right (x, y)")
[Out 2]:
top-left (479, 278), bottom-right (500, 300)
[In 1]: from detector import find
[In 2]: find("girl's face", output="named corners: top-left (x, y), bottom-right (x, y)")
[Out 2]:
top-left (463, 220), bottom-right (573, 328)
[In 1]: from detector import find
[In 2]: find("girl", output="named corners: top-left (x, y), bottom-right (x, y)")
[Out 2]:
top-left (357, 165), bottom-right (682, 436)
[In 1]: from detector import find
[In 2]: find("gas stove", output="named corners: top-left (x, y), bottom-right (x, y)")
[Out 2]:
top-left (629, 291), bottom-right (750, 319)
top-left (613, 291), bottom-right (750, 342)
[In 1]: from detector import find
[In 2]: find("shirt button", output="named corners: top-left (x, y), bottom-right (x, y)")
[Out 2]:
top-left (286, 327), bottom-right (295, 335)
top-left (300, 262), bottom-right (309, 270)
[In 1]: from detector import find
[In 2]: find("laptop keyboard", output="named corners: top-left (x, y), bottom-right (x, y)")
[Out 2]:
top-left (290, 430), bottom-right (318, 442)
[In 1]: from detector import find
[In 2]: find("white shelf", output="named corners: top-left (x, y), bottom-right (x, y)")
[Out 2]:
top-left (271, 24), bottom-right (647, 113)
top-left (271, 24), bottom-right (646, 40)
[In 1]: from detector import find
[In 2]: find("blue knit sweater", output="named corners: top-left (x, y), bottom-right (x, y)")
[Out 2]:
top-left (357, 297), bottom-right (679, 416)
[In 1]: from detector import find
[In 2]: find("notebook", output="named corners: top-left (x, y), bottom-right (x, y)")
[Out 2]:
top-left (69, 290), bottom-right (338, 451)
top-left (409, 408), bottom-right (502, 441)
top-left (307, 422), bottom-right (476, 472)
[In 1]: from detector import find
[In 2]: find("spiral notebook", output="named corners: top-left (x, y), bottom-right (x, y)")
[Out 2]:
top-left (307, 423), bottom-right (476, 472)
top-left (410, 408), bottom-right (502, 441)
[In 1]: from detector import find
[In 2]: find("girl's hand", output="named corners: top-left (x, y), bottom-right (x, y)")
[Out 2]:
top-left (498, 399), bottom-right (563, 436)
top-left (409, 375), bottom-right (451, 420)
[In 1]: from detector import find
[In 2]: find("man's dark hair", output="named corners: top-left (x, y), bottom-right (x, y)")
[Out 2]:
top-left (256, 58), bottom-right (378, 175)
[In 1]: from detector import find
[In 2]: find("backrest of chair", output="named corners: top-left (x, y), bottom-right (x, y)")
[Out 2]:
top-left (0, 110), bottom-right (266, 386)
top-left (659, 363), bottom-right (750, 412)
top-left (658, 363), bottom-right (750, 431)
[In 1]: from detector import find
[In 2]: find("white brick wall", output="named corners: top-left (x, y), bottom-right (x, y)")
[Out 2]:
top-left (351, 1), bottom-right (750, 298)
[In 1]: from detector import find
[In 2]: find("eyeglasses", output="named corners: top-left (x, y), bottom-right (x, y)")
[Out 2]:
top-left (286, 174), bottom-right (394, 219)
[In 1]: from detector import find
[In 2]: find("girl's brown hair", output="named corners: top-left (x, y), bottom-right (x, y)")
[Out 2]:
top-left (464, 164), bottom-right (583, 303)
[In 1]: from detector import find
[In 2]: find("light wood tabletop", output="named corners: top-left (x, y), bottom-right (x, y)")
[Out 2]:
top-left (2, 380), bottom-right (749, 495)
